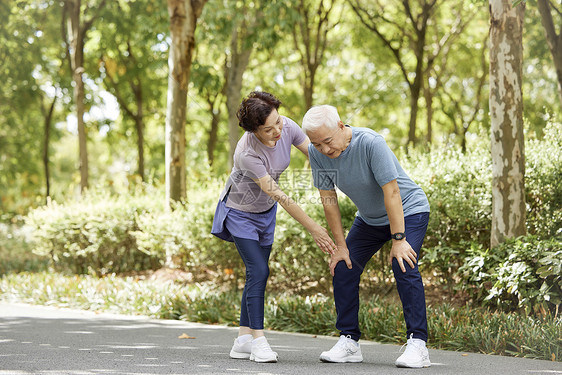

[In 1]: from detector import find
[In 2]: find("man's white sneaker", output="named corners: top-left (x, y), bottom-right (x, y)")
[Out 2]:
top-left (395, 334), bottom-right (431, 368)
top-left (250, 336), bottom-right (278, 363)
top-left (229, 334), bottom-right (252, 359)
top-left (319, 335), bottom-right (363, 363)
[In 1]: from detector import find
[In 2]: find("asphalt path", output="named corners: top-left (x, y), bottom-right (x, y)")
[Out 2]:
top-left (0, 302), bottom-right (560, 375)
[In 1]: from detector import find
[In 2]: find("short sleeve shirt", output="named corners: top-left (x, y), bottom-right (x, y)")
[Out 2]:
top-left (221, 116), bottom-right (307, 212)
top-left (309, 126), bottom-right (430, 225)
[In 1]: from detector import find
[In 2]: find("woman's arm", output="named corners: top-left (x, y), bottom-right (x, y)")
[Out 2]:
top-left (319, 189), bottom-right (353, 276)
top-left (295, 138), bottom-right (310, 158)
top-left (254, 174), bottom-right (336, 254)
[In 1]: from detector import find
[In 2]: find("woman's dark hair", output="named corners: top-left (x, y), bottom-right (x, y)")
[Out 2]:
top-left (237, 91), bottom-right (281, 132)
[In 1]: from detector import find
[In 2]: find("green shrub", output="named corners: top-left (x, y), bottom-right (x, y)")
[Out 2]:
top-left (525, 121), bottom-right (562, 237)
top-left (403, 138), bottom-right (492, 284)
top-left (405, 121), bottom-right (562, 286)
top-left (19, 121), bottom-right (562, 300)
top-left (0, 221), bottom-right (48, 274)
top-left (132, 183), bottom-right (243, 283)
top-left (460, 234), bottom-right (562, 313)
top-left (25, 189), bottom-right (164, 275)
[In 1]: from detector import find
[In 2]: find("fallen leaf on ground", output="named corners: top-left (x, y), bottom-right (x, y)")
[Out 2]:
top-left (178, 333), bottom-right (196, 339)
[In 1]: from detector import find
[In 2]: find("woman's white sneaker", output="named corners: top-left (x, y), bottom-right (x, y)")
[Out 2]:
top-left (395, 334), bottom-right (431, 368)
top-left (319, 335), bottom-right (363, 363)
top-left (229, 334), bottom-right (252, 359)
top-left (250, 336), bottom-right (278, 363)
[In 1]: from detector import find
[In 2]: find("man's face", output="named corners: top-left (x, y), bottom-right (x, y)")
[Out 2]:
top-left (307, 122), bottom-right (348, 159)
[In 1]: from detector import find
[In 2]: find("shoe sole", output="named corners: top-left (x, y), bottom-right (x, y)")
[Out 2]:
top-left (320, 355), bottom-right (363, 363)
top-left (230, 350), bottom-right (251, 360)
top-left (395, 360), bottom-right (431, 368)
top-left (250, 353), bottom-right (278, 363)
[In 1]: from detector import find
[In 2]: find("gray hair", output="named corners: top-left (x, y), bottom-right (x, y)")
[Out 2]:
top-left (301, 105), bottom-right (341, 135)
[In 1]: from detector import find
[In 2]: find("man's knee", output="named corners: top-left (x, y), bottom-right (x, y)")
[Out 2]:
top-left (333, 261), bottom-right (361, 286)
top-left (391, 259), bottom-right (422, 281)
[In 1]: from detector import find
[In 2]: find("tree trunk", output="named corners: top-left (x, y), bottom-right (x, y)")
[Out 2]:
top-left (102, 48), bottom-right (146, 182)
top-left (66, 0), bottom-right (89, 192)
top-left (226, 93), bottom-right (240, 170)
top-left (408, 14), bottom-right (427, 149)
top-left (304, 66), bottom-right (317, 110)
top-left (489, 0), bottom-right (526, 248)
top-left (43, 96), bottom-right (57, 201)
top-left (225, 24), bottom-right (252, 170)
top-left (461, 125), bottom-right (468, 153)
top-left (293, 0), bottom-right (336, 111)
top-left (135, 115), bottom-right (145, 181)
top-left (537, 0), bottom-right (562, 104)
top-left (207, 100), bottom-right (220, 167)
top-left (408, 85), bottom-right (421, 148)
top-left (165, 0), bottom-right (207, 204)
top-left (424, 79), bottom-right (433, 145)
top-left (134, 81), bottom-right (145, 181)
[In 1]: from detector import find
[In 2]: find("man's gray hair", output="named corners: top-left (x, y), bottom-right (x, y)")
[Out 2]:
top-left (302, 105), bottom-right (341, 135)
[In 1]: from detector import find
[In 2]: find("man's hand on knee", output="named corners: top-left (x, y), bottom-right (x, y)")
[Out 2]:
top-left (389, 240), bottom-right (417, 273)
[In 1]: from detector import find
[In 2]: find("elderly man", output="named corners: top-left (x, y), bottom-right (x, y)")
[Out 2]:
top-left (302, 105), bottom-right (431, 368)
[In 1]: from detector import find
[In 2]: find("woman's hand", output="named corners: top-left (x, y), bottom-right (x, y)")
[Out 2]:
top-left (310, 225), bottom-right (337, 255)
top-left (388, 240), bottom-right (417, 273)
top-left (329, 245), bottom-right (352, 276)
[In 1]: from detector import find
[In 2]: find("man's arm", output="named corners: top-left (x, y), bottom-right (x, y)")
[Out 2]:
top-left (319, 189), bottom-right (353, 276)
top-left (382, 179), bottom-right (417, 273)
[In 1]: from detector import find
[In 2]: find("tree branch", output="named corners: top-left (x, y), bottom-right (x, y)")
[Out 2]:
top-left (537, 0), bottom-right (560, 52)
top-left (102, 57), bottom-right (136, 120)
top-left (82, 0), bottom-right (107, 33)
top-left (348, 0), bottom-right (412, 86)
top-left (548, 0), bottom-right (562, 18)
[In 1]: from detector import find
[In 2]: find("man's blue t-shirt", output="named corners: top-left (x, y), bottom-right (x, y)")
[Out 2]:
top-left (308, 126), bottom-right (430, 226)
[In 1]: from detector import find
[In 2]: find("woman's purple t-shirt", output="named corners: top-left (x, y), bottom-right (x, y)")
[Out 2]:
top-left (219, 116), bottom-right (307, 213)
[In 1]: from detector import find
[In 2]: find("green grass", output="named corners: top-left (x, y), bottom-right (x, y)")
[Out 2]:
top-left (0, 271), bottom-right (560, 362)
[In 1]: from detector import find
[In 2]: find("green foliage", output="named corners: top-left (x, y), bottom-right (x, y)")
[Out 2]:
top-left (525, 121), bottom-right (562, 237)
top-left (404, 122), bottom-right (562, 288)
top-left (18, 122), bottom-right (562, 313)
top-left (403, 135), bottom-right (492, 284)
top-left (460, 235), bottom-right (562, 313)
top-left (0, 0), bottom-right (70, 215)
top-left (132, 183), bottom-right (241, 277)
top-left (25, 189), bottom-right (164, 275)
top-left (0, 222), bottom-right (48, 275)
top-left (2, 0), bottom-right (562, 216)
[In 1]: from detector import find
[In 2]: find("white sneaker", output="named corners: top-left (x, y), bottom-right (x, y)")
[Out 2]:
top-left (319, 335), bottom-right (363, 363)
top-left (395, 334), bottom-right (431, 368)
top-left (250, 336), bottom-right (278, 363)
top-left (229, 334), bottom-right (252, 359)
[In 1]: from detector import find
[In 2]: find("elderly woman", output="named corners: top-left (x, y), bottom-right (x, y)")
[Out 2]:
top-left (211, 92), bottom-right (336, 363)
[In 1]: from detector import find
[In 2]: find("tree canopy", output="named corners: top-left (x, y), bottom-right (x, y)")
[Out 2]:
top-left (0, 0), bottom-right (560, 215)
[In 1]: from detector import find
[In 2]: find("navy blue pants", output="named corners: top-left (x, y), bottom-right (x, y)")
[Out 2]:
top-left (333, 212), bottom-right (430, 342)
top-left (232, 236), bottom-right (272, 330)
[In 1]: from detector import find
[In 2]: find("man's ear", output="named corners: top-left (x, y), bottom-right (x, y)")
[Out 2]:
top-left (338, 120), bottom-right (345, 128)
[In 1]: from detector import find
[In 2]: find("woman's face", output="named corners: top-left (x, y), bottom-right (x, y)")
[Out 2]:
top-left (254, 109), bottom-right (283, 146)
